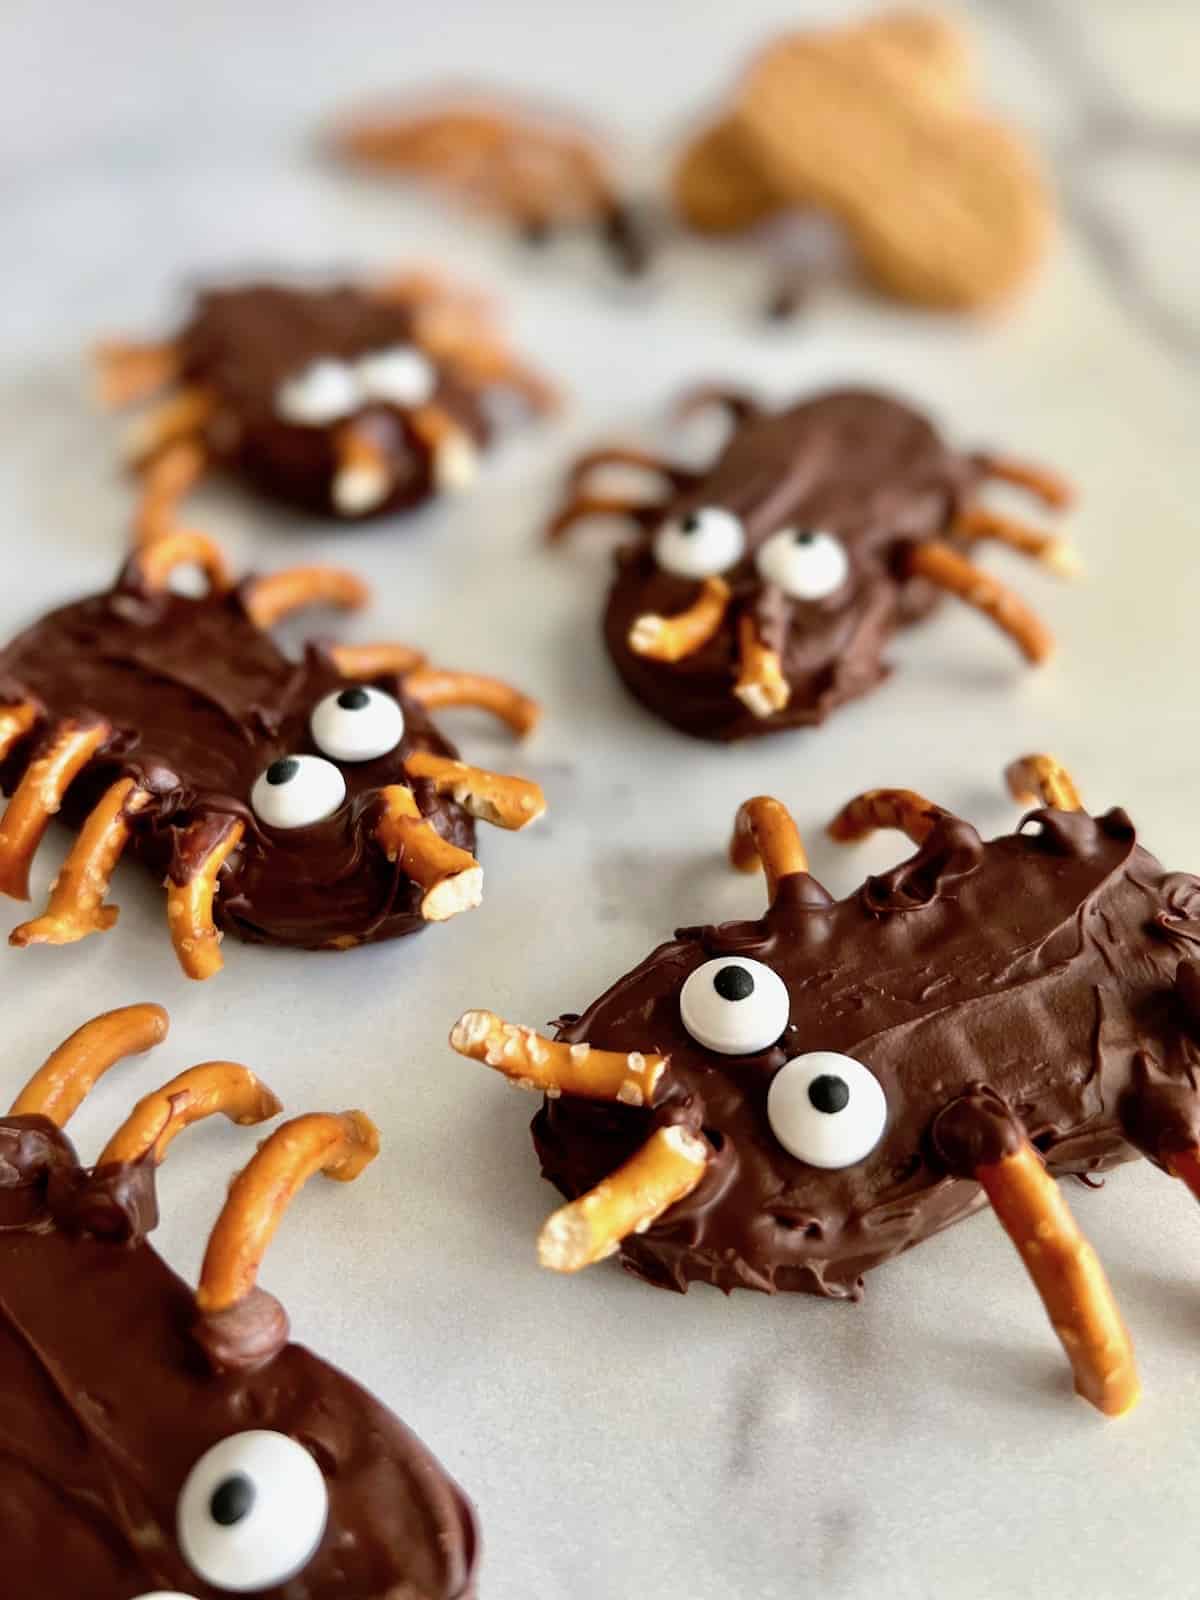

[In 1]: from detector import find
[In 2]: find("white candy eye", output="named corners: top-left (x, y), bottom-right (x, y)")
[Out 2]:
top-left (653, 507), bottom-right (746, 579)
top-left (275, 358), bottom-right (362, 426)
top-left (679, 956), bottom-right (789, 1055)
top-left (354, 345), bottom-right (436, 408)
top-left (767, 1052), bottom-right (887, 1169)
top-left (251, 754), bottom-right (346, 829)
top-left (756, 529), bottom-right (849, 600)
top-left (177, 1430), bottom-right (328, 1593)
top-left (311, 686), bottom-right (405, 763)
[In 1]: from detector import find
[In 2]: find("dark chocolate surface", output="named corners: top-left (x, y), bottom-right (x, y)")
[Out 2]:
top-left (602, 388), bottom-right (987, 741)
top-left (535, 808), bottom-right (1200, 1297)
top-left (0, 564), bottom-right (473, 949)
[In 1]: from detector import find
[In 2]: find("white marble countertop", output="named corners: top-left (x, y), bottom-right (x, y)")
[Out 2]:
top-left (2, 2), bottom-right (1199, 1595)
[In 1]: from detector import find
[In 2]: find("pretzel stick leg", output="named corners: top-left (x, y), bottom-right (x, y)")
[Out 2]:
top-left (134, 439), bottom-right (209, 547)
top-left (9, 1003), bottom-right (170, 1123)
top-left (123, 386), bottom-right (214, 466)
top-left (567, 447), bottom-right (693, 497)
top-left (166, 817), bottom-right (245, 980)
top-left (827, 788), bottom-right (947, 846)
top-left (128, 530), bottom-right (233, 595)
top-left (546, 494), bottom-right (660, 543)
top-left (404, 669), bottom-right (540, 738)
top-left (729, 796), bottom-right (808, 903)
top-left (331, 421), bottom-right (395, 516)
top-left (629, 575), bottom-right (730, 664)
top-left (410, 403), bottom-right (479, 493)
top-left (450, 1009), bottom-right (666, 1104)
top-left (242, 567), bottom-right (370, 629)
top-left (328, 642), bottom-right (428, 679)
top-left (734, 613), bottom-right (790, 717)
top-left (93, 338), bottom-right (182, 409)
top-left (97, 1062), bottom-right (282, 1167)
top-left (973, 452), bottom-right (1075, 510)
top-left (404, 750), bottom-right (545, 830)
top-left (0, 702), bottom-right (39, 763)
top-left (538, 1125), bottom-right (709, 1272)
top-left (907, 541), bottom-right (1055, 664)
top-left (375, 786), bottom-right (483, 921)
top-left (11, 779), bottom-right (151, 947)
top-left (0, 719), bottom-right (111, 901)
top-left (1004, 754), bottom-right (1082, 813)
top-left (958, 505), bottom-right (1081, 578)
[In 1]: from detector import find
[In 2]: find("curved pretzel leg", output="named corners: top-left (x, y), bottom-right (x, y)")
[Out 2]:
top-left (907, 541), bottom-right (1055, 664)
top-left (546, 494), bottom-right (661, 544)
top-left (10, 778), bottom-right (151, 947)
top-left (93, 338), bottom-right (182, 410)
top-left (328, 642), bottom-right (428, 679)
top-left (1005, 754), bottom-right (1082, 813)
top-left (97, 1062), bottom-right (282, 1167)
top-left (403, 669), bottom-right (540, 738)
top-left (242, 567), bottom-right (370, 630)
top-left (672, 385), bottom-right (762, 428)
top-left (972, 452), bottom-right (1075, 510)
top-left (933, 1091), bottom-right (1140, 1418)
top-left (404, 751), bottom-right (545, 830)
top-left (166, 816), bottom-right (245, 980)
top-left (375, 786), bottom-right (483, 921)
top-left (730, 796), bottom-right (809, 904)
top-left (734, 613), bottom-right (790, 717)
top-left (567, 447), bottom-right (698, 498)
top-left (414, 304), bottom-right (560, 414)
top-left (0, 702), bottom-right (39, 763)
top-left (450, 1009), bottom-right (667, 1105)
top-left (957, 505), bottom-right (1081, 578)
top-left (628, 575), bottom-right (730, 664)
top-left (538, 1125), bottom-right (709, 1273)
top-left (409, 403), bottom-right (479, 493)
top-left (128, 529), bottom-right (233, 595)
top-left (0, 718), bottom-right (111, 901)
top-left (331, 421), bottom-right (395, 516)
top-left (196, 1110), bottom-right (380, 1314)
top-left (122, 386), bottom-right (214, 467)
top-left (134, 439), bottom-right (210, 547)
top-left (8, 1003), bottom-right (169, 1123)
top-left (828, 788), bottom-right (948, 846)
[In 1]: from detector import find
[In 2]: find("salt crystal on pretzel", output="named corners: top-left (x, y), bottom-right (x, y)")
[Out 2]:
top-left (450, 1009), bottom-right (667, 1105)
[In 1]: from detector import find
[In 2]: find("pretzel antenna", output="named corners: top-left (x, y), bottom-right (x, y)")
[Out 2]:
top-left (828, 787), bottom-right (949, 847)
top-left (97, 1061), bottom-right (282, 1167)
top-left (1004, 754), bottom-right (1082, 813)
top-left (547, 493), bottom-right (662, 544)
top-left (242, 567), bottom-right (371, 630)
top-left (730, 796), bottom-right (811, 905)
top-left (128, 530), bottom-right (233, 596)
top-left (8, 1004), bottom-right (170, 1126)
top-left (165, 816), bottom-right (245, 980)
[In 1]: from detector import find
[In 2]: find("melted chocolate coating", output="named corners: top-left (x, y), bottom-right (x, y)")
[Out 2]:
top-left (179, 283), bottom-right (490, 519)
top-left (535, 808), bottom-right (1200, 1297)
top-left (0, 1151), bottom-right (478, 1598)
top-left (603, 388), bottom-right (988, 741)
top-left (0, 563), bottom-right (473, 949)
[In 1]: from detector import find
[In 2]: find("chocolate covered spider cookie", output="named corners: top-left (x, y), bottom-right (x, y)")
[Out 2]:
top-left (96, 272), bottom-right (556, 529)
top-left (550, 385), bottom-right (1075, 740)
top-left (0, 533), bottom-right (545, 977)
top-left (1, 1003), bottom-right (478, 1597)
top-left (453, 756), bottom-right (1200, 1418)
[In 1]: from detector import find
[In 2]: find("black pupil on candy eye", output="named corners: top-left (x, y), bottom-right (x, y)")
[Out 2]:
top-left (793, 530), bottom-right (816, 546)
top-left (680, 513), bottom-right (702, 534)
top-left (713, 965), bottom-right (754, 1002)
top-left (210, 1472), bottom-right (255, 1527)
top-left (336, 687), bottom-right (370, 711)
top-left (266, 757), bottom-right (300, 786)
top-left (808, 1074), bottom-right (850, 1114)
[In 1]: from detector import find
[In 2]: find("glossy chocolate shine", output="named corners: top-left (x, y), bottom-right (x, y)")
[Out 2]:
top-left (605, 389), bottom-right (986, 740)
top-left (0, 565), bottom-right (472, 948)
top-left (0, 1129), bottom-right (477, 1598)
top-left (536, 809), bottom-right (1200, 1297)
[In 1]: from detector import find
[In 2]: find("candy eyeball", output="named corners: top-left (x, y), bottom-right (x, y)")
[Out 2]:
top-left (767, 1052), bottom-right (887, 1168)
top-left (755, 528), bottom-right (849, 600)
top-left (653, 506), bottom-right (746, 580)
top-left (251, 755), bottom-right (346, 829)
top-left (177, 1430), bottom-right (328, 1593)
top-left (311, 686), bottom-right (405, 763)
top-left (355, 345), bottom-right (436, 408)
top-left (679, 957), bottom-right (790, 1055)
top-left (275, 358), bottom-right (361, 426)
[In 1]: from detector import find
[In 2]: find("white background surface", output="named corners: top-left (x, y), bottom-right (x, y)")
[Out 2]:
top-left (3, 2), bottom-right (1200, 1596)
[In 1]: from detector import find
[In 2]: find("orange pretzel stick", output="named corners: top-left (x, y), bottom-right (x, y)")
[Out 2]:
top-left (628, 576), bottom-right (731, 664)
top-left (242, 567), bottom-right (371, 630)
top-left (413, 300), bottom-right (560, 414)
top-left (327, 642), bottom-right (428, 679)
top-left (566, 446), bottom-right (689, 497)
top-left (165, 817), bottom-right (245, 981)
top-left (734, 613), bottom-right (790, 717)
top-left (404, 750), bottom-right (545, 831)
top-left (0, 701), bottom-right (39, 763)
top-left (9, 1003), bottom-right (170, 1124)
top-left (129, 530), bottom-right (233, 595)
top-left (331, 421), bottom-right (395, 517)
top-left (375, 786), bottom-right (483, 921)
top-left (546, 494), bottom-right (660, 543)
top-left (973, 452), bottom-right (1075, 510)
top-left (409, 403), bottom-right (479, 493)
top-left (537, 1125), bottom-right (709, 1273)
top-left (957, 505), bottom-right (1082, 578)
top-left (449, 1009), bottom-right (667, 1106)
top-left (10, 778), bottom-right (152, 947)
top-left (196, 1110), bottom-right (380, 1314)
top-left (0, 718), bottom-right (111, 901)
top-left (730, 796), bottom-right (808, 903)
top-left (122, 386), bottom-right (215, 467)
top-left (134, 439), bottom-right (209, 547)
top-left (96, 1061), bottom-right (282, 1167)
top-left (404, 669), bottom-right (540, 738)
top-left (1005, 754), bottom-right (1082, 813)
top-left (828, 788), bottom-right (948, 847)
top-left (907, 541), bottom-right (1055, 664)
top-left (93, 338), bottom-right (182, 409)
